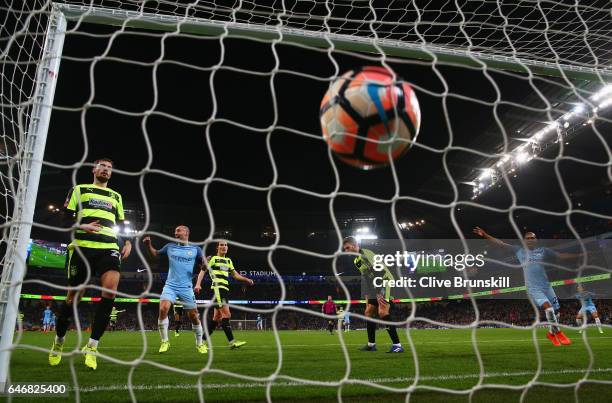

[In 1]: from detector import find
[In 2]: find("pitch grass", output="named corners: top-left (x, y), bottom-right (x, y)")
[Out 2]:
top-left (8, 327), bottom-right (612, 402)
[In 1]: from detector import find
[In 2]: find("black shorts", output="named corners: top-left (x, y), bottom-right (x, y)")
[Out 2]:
top-left (173, 305), bottom-right (184, 316)
top-left (212, 287), bottom-right (229, 308)
top-left (109, 318), bottom-right (117, 325)
top-left (66, 247), bottom-right (121, 286)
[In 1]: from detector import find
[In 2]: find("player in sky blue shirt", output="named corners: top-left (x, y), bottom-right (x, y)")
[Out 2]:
top-left (343, 310), bottom-right (351, 332)
top-left (144, 225), bottom-right (208, 354)
top-left (474, 227), bottom-right (581, 346)
top-left (575, 284), bottom-right (603, 334)
top-left (42, 306), bottom-right (53, 333)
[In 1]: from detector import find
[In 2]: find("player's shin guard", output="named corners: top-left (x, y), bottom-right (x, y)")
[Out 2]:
top-left (193, 323), bottom-right (203, 345)
top-left (159, 318), bottom-right (169, 342)
top-left (545, 307), bottom-right (559, 334)
top-left (366, 320), bottom-right (376, 344)
top-left (90, 297), bottom-right (114, 343)
top-left (381, 315), bottom-right (400, 345)
top-left (56, 303), bottom-right (74, 339)
top-left (221, 318), bottom-right (234, 342)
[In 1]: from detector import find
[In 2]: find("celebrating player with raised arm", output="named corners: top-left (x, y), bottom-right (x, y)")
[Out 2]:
top-left (109, 306), bottom-right (125, 332)
top-left (194, 241), bottom-right (253, 349)
top-left (343, 236), bottom-right (404, 353)
top-left (474, 227), bottom-right (580, 346)
top-left (48, 158), bottom-right (132, 370)
top-left (143, 225), bottom-right (207, 354)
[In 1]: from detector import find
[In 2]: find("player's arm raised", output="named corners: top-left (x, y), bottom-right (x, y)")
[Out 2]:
top-left (232, 270), bottom-right (254, 286)
top-left (473, 227), bottom-right (511, 249)
top-left (142, 236), bottom-right (159, 258)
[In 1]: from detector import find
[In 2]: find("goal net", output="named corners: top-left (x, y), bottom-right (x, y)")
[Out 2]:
top-left (1, 0), bottom-right (611, 401)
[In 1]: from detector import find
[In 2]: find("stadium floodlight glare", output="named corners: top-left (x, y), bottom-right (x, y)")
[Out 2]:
top-left (112, 226), bottom-right (120, 233)
top-left (479, 168), bottom-right (493, 180)
top-left (515, 152), bottom-right (529, 164)
top-left (533, 130), bottom-right (544, 141)
top-left (355, 233), bottom-right (378, 241)
top-left (478, 183), bottom-right (485, 189)
top-left (124, 220), bottom-right (131, 224)
top-left (47, 205), bottom-right (54, 210)
top-left (546, 121), bottom-right (558, 131)
top-left (591, 84), bottom-right (612, 101)
top-left (355, 226), bottom-right (370, 234)
top-left (598, 98), bottom-right (612, 109)
top-left (572, 104), bottom-right (585, 114)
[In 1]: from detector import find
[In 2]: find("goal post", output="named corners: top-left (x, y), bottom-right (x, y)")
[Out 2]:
top-left (0, 7), bottom-right (67, 385)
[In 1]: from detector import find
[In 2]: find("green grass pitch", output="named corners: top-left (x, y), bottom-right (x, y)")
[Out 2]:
top-left (8, 328), bottom-right (612, 402)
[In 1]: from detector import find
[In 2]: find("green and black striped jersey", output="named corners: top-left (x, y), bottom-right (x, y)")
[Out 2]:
top-left (207, 255), bottom-right (235, 291)
top-left (64, 184), bottom-right (125, 250)
top-left (110, 307), bottom-right (120, 320)
top-left (354, 248), bottom-right (394, 299)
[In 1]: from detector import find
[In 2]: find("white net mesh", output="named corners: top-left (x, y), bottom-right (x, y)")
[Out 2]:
top-left (1, 0), bottom-right (611, 401)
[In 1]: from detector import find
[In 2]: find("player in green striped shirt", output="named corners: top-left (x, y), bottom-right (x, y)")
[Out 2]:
top-left (194, 241), bottom-right (254, 349)
top-left (109, 306), bottom-right (125, 331)
top-left (343, 236), bottom-right (403, 353)
top-left (48, 158), bottom-right (132, 370)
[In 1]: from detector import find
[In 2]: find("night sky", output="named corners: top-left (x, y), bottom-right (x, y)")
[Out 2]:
top-left (29, 18), bottom-right (612, 273)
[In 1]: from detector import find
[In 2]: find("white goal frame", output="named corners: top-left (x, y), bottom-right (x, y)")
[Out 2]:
top-left (0, 7), bottom-right (66, 385)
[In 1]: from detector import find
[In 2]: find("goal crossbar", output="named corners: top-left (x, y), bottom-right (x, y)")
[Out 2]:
top-left (55, 3), bottom-right (612, 82)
